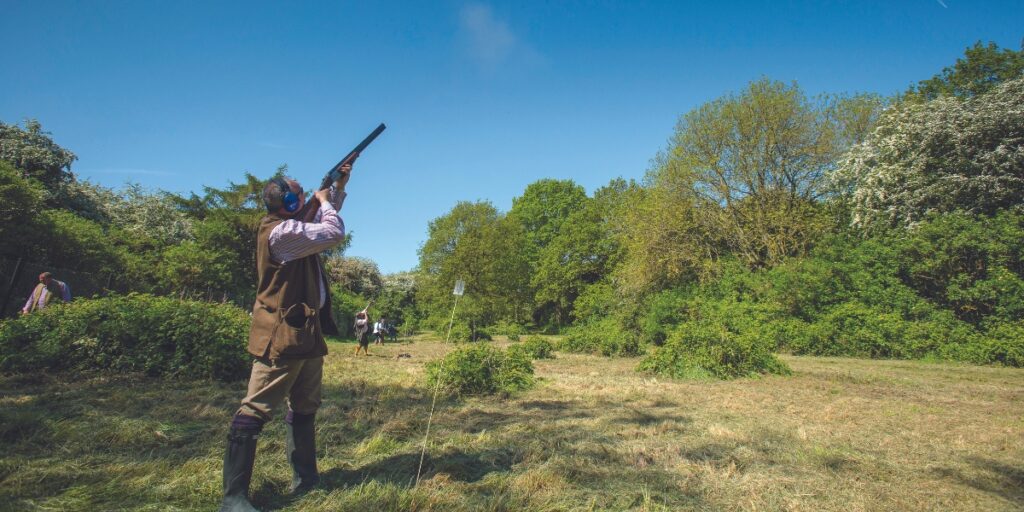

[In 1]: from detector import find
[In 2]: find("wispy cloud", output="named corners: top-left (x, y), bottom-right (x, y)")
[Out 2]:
top-left (259, 142), bottom-right (291, 150)
top-left (86, 168), bottom-right (177, 177)
top-left (458, 3), bottom-right (539, 70)
top-left (936, 0), bottom-right (948, 8)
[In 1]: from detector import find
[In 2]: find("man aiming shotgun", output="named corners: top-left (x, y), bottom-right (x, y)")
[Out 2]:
top-left (219, 124), bottom-right (385, 512)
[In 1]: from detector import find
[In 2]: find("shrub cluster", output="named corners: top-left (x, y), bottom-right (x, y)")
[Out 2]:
top-left (485, 321), bottom-right (525, 341)
top-left (634, 212), bottom-right (1024, 368)
top-left (509, 335), bottom-right (555, 360)
top-left (559, 317), bottom-right (644, 357)
top-left (0, 294), bottom-right (251, 381)
top-left (425, 344), bottom-right (534, 396)
top-left (638, 321), bottom-right (791, 379)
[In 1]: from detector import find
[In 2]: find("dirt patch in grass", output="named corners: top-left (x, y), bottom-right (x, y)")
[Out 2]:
top-left (0, 337), bottom-right (1021, 511)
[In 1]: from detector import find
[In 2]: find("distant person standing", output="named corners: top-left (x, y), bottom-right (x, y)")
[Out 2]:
top-left (373, 318), bottom-right (385, 345)
top-left (353, 310), bottom-right (371, 356)
top-left (21, 272), bottom-right (71, 314)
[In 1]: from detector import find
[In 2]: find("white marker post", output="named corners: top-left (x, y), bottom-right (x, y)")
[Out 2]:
top-left (416, 278), bottom-right (466, 486)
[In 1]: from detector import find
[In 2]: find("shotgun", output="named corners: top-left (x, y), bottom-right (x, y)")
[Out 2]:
top-left (297, 123), bottom-right (386, 222)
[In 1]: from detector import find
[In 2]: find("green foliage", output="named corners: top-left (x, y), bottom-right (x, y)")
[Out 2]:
top-left (837, 77), bottom-right (1024, 230)
top-left (0, 161), bottom-right (46, 260)
top-left (0, 294), bottom-right (251, 381)
top-left (637, 321), bottom-right (791, 380)
top-left (416, 201), bottom-right (531, 331)
top-left (326, 256), bottom-right (384, 297)
top-left (375, 271), bottom-right (417, 328)
top-left (32, 209), bottom-right (123, 274)
top-left (637, 78), bottom-right (880, 274)
top-left (561, 317), bottom-right (644, 357)
top-left (330, 285), bottom-right (369, 338)
top-left (512, 335), bottom-right (555, 359)
top-left (897, 211), bottom-right (1024, 325)
top-left (447, 322), bottom-right (472, 343)
top-left (0, 119), bottom-right (77, 190)
top-left (908, 41), bottom-right (1024, 100)
top-left (485, 320), bottom-right (525, 341)
top-left (425, 344), bottom-right (534, 396)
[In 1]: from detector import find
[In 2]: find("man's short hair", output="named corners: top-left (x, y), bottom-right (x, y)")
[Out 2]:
top-left (262, 177), bottom-right (299, 213)
top-left (39, 272), bottom-right (52, 281)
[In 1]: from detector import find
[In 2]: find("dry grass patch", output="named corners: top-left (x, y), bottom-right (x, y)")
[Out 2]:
top-left (0, 336), bottom-right (1021, 510)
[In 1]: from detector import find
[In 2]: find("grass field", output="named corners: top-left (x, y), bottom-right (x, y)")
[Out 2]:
top-left (1, 334), bottom-right (1022, 511)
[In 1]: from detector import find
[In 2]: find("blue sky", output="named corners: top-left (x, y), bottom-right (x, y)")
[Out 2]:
top-left (2, 1), bottom-right (1021, 273)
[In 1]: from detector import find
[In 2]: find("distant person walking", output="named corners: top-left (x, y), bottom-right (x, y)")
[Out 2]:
top-left (21, 272), bottom-right (71, 314)
top-left (353, 310), bottom-right (371, 356)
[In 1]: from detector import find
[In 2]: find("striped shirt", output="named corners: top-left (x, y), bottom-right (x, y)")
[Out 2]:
top-left (268, 187), bottom-right (347, 308)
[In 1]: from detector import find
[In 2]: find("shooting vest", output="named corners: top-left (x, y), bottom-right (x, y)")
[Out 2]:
top-left (248, 214), bottom-right (339, 360)
top-left (26, 281), bottom-right (65, 312)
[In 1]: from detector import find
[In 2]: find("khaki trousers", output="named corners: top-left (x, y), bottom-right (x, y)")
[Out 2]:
top-left (236, 356), bottom-right (323, 420)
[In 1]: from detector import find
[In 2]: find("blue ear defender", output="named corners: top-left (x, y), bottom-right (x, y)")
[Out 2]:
top-left (275, 177), bottom-right (300, 212)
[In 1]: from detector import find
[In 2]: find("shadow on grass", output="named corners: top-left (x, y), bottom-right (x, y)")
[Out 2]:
top-left (0, 371), bottom-right (705, 510)
top-left (933, 457), bottom-right (1024, 505)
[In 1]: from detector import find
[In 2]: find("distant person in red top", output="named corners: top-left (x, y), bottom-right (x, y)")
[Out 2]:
top-left (21, 272), bottom-right (71, 314)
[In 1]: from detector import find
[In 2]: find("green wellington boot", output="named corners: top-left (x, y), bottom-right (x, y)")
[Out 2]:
top-left (220, 428), bottom-right (261, 512)
top-left (285, 411), bottom-right (321, 494)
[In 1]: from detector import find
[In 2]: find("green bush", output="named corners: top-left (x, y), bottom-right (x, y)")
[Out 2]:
top-left (512, 335), bottom-right (555, 359)
top-left (425, 344), bottom-right (534, 396)
top-left (560, 317), bottom-right (643, 356)
top-left (486, 321), bottom-right (525, 341)
top-left (331, 285), bottom-right (368, 338)
top-left (637, 321), bottom-right (791, 380)
top-left (0, 294), bottom-right (251, 381)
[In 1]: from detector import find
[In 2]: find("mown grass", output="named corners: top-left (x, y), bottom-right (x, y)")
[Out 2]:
top-left (1, 333), bottom-right (1021, 511)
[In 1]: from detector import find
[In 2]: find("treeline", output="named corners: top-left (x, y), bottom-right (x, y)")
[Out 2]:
top-left (406, 42), bottom-right (1024, 370)
top-left (1, 42), bottom-right (1021, 376)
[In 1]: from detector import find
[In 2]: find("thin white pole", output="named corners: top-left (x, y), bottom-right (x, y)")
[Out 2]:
top-left (415, 292), bottom-right (461, 486)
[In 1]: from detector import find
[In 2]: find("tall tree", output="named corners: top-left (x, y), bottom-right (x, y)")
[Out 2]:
top-left (907, 41), bottom-right (1024, 101)
top-left (416, 201), bottom-right (530, 333)
top-left (644, 78), bottom-right (879, 270)
top-left (508, 179), bottom-right (589, 325)
top-left (0, 119), bottom-right (77, 190)
top-left (836, 77), bottom-right (1024, 230)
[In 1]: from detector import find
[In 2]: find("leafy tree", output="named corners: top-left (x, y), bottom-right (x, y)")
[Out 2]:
top-left (508, 179), bottom-right (588, 256)
top-left (28, 210), bottom-right (122, 275)
top-left (0, 119), bottom-right (76, 190)
top-left (416, 201), bottom-right (530, 335)
top-left (507, 178), bottom-right (598, 325)
top-left (376, 271), bottom-right (417, 328)
top-left (325, 256), bottom-right (384, 297)
top-left (908, 41), bottom-right (1024, 100)
top-left (616, 177), bottom-right (718, 293)
top-left (105, 183), bottom-right (193, 245)
top-left (647, 79), bottom-right (880, 270)
top-left (836, 77), bottom-right (1024, 230)
top-left (0, 161), bottom-right (46, 260)
top-left (533, 186), bottom-right (626, 327)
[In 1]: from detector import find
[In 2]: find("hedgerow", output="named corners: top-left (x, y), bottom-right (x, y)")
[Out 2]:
top-left (0, 294), bottom-right (251, 381)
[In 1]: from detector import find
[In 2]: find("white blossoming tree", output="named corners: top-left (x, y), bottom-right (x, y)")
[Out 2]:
top-left (835, 77), bottom-right (1024, 230)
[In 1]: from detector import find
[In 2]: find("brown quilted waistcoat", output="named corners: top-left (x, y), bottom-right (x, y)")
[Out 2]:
top-left (248, 214), bottom-right (339, 360)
